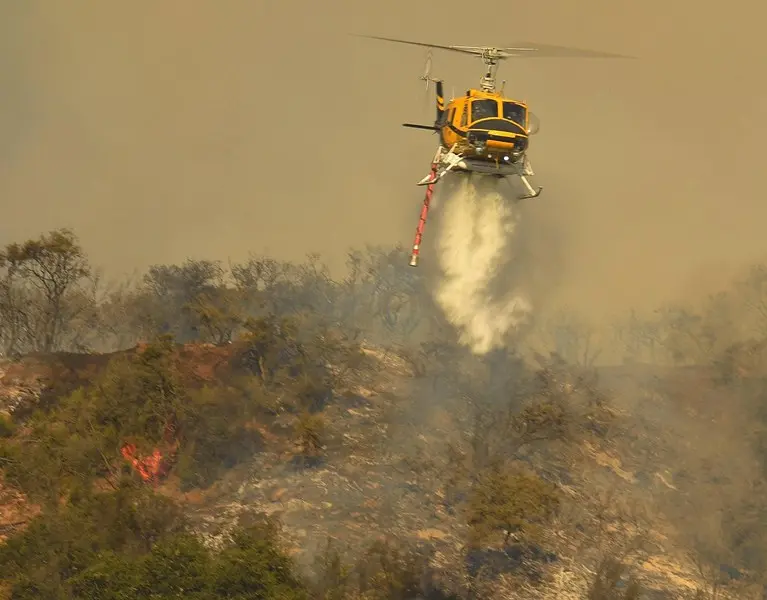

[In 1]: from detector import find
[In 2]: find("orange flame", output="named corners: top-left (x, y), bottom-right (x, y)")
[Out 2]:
top-left (120, 423), bottom-right (178, 483)
top-left (121, 443), bottom-right (166, 483)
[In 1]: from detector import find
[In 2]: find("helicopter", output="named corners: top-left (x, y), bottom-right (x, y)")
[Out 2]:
top-left (357, 35), bottom-right (632, 201)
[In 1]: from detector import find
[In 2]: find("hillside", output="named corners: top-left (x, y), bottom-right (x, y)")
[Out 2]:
top-left (2, 229), bottom-right (767, 599)
top-left (0, 341), bottom-right (760, 599)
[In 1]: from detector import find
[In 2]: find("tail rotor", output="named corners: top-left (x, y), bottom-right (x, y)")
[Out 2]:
top-left (420, 49), bottom-right (433, 115)
top-left (421, 49), bottom-right (433, 92)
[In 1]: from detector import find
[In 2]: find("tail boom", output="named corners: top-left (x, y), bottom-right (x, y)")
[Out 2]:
top-left (435, 80), bottom-right (445, 121)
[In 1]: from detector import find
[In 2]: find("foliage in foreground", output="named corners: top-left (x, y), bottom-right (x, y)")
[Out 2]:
top-left (0, 481), bottom-right (306, 600)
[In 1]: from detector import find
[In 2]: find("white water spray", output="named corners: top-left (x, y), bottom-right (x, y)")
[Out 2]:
top-left (433, 175), bottom-right (532, 354)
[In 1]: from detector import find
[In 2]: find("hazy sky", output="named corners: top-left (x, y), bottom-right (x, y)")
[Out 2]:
top-left (1, 0), bottom-right (765, 319)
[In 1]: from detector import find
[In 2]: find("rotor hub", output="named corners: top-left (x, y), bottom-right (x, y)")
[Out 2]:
top-left (478, 51), bottom-right (501, 92)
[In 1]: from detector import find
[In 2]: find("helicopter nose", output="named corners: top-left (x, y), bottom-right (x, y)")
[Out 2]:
top-left (466, 130), bottom-right (490, 146)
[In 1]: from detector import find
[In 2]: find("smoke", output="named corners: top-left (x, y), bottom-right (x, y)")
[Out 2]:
top-left (432, 174), bottom-right (532, 354)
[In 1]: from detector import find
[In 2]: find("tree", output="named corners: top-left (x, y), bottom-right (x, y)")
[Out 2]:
top-left (612, 309), bottom-right (661, 364)
top-left (467, 463), bottom-right (559, 547)
top-left (139, 259), bottom-right (228, 342)
top-left (294, 411), bottom-right (325, 466)
top-left (530, 309), bottom-right (603, 368)
top-left (211, 521), bottom-right (307, 599)
top-left (187, 286), bottom-right (244, 344)
top-left (734, 263), bottom-right (767, 336)
top-left (0, 485), bottom-right (307, 599)
top-left (230, 254), bottom-right (297, 320)
top-left (0, 264), bottom-right (29, 356)
top-left (0, 482), bottom-right (187, 597)
top-left (174, 385), bottom-right (263, 490)
top-left (0, 228), bottom-right (93, 354)
top-left (614, 292), bottom-right (746, 367)
top-left (587, 557), bottom-right (642, 600)
top-left (364, 245), bottom-right (426, 342)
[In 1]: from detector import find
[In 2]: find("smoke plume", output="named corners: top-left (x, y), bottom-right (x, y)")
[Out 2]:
top-left (433, 174), bottom-right (532, 354)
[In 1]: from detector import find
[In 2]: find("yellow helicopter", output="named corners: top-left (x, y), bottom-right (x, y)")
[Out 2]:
top-left (358, 35), bottom-right (632, 201)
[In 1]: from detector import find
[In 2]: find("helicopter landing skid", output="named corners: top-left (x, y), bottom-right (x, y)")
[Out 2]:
top-left (515, 175), bottom-right (543, 201)
top-left (416, 145), bottom-right (542, 201)
top-left (514, 155), bottom-right (543, 200)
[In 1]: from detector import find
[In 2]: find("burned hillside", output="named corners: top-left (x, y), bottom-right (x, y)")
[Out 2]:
top-left (1, 229), bottom-right (767, 599)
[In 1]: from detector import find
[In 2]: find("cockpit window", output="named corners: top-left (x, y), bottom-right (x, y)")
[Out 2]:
top-left (503, 102), bottom-right (527, 127)
top-left (471, 99), bottom-right (498, 122)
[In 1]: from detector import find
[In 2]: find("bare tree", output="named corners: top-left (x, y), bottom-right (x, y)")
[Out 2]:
top-left (364, 245), bottom-right (426, 342)
top-left (735, 263), bottom-right (767, 336)
top-left (0, 228), bottom-right (93, 354)
top-left (532, 309), bottom-right (603, 367)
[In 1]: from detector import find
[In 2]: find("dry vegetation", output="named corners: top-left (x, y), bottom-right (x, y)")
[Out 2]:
top-left (1, 228), bottom-right (767, 599)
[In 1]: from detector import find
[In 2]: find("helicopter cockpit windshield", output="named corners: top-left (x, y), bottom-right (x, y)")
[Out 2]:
top-left (470, 99), bottom-right (498, 122)
top-left (502, 102), bottom-right (527, 127)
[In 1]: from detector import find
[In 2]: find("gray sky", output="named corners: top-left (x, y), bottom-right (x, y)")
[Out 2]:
top-left (1, 0), bottom-right (765, 320)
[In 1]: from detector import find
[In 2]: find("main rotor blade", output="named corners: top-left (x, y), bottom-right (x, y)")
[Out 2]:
top-left (352, 34), bottom-right (484, 57)
top-left (498, 42), bottom-right (635, 58)
top-left (353, 34), bottom-right (635, 60)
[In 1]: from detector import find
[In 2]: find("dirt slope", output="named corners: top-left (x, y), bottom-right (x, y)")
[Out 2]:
top-left (0, 344), bottom-right (750, 598)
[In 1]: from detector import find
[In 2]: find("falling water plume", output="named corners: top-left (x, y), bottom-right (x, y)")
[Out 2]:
top-left (433, 175), bottom-right (532, 354)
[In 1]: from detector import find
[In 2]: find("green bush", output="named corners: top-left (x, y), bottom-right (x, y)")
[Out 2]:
top-left (0, 413), bottom-right (15, 438)
top-left (0, 336), bottom-right (270, 500)
top-left (0, 484), bottom-right (306, 599)
top-left (467, 463), bottom-right (560, 547)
